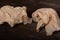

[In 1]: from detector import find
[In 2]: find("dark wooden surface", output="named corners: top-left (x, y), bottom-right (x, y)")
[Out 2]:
top-left (0, 0), bottom-right (60, 40)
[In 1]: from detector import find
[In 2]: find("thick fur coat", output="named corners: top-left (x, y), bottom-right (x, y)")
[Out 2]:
top-left (32, 8), bottom-right (60, 36)
top-left (0, 5), bottom-right (32, 27)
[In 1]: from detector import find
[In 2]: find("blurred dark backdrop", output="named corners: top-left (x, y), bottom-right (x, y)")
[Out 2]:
top-left (0, 0), bottom-right (60, 40)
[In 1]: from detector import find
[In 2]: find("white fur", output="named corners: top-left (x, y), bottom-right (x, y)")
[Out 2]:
top-left (32, 8), bottom-right (60, 36)
top-left (0, 5), bottom-right (32, 27)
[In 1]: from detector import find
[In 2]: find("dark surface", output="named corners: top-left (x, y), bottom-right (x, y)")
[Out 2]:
top-left (0, 0), bottom-right (60, 40)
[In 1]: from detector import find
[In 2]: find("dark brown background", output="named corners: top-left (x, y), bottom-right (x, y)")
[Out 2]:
top-left (0, 0), bottom-right (60, 40)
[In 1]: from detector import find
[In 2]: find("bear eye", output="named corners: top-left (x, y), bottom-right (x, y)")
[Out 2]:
top-left (36, 15), bottom-right (40, 18)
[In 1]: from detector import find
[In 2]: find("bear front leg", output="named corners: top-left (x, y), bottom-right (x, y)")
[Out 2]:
top-left (36, 20), bottom-right (44, 32)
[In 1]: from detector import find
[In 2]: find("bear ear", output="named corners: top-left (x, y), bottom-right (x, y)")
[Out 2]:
top-left (22, 6), bottom-right (27, 10)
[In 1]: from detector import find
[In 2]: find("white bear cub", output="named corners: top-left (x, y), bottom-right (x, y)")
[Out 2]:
top-left (32, 8), bottom-right (60, 36)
